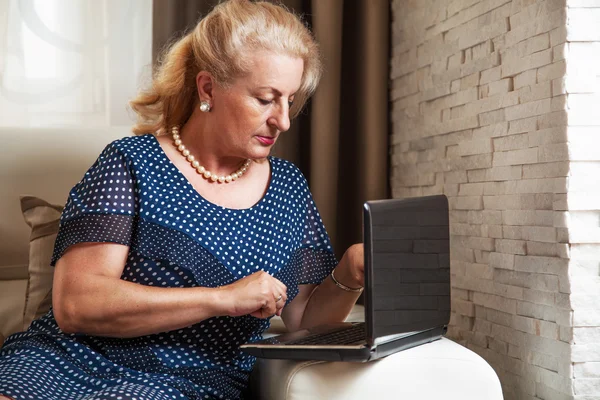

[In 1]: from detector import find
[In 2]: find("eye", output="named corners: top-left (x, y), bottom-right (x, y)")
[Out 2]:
top-left (257, 98), bottom-right (272, 105)
top-left (288, 99), bottom-right (294, 106)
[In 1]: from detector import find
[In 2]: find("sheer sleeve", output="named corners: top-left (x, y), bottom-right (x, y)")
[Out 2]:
top-left (50, 143), bottom-right (137, 265)
top-left (289, 182), bottom-right (338, 285)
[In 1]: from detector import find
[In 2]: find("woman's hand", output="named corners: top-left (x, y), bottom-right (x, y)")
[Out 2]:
top-left (220, 271), bottom-right (288, 319)
top-left (333, 243), bottom-right (364, 289)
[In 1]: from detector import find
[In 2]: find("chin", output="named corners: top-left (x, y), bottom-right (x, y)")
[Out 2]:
top-left (247, 146), bottom-right (273, 160)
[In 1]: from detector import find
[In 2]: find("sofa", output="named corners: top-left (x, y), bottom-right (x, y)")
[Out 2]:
top-left (0, 127), bottom-right (504, 399)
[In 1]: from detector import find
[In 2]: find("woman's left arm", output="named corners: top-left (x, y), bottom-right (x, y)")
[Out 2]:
top-left (281, 244), bottom-right (364, 332)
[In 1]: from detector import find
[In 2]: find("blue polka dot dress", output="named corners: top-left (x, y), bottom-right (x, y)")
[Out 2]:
top-left (0, 134), bottom-right (338, 400)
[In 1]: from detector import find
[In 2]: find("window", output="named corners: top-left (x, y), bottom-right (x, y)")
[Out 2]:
top-left (0, 0), bottom-right (152, 127)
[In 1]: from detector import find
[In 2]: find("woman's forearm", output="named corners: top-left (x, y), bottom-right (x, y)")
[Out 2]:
top-left (54, 273), bottom-right (228, 338)
top-left (299, 275), bottom-right (362, 329)
top-left (299, 259), bottom-right (363, 330)
top-left (299, 244), bottom-right (364, 329)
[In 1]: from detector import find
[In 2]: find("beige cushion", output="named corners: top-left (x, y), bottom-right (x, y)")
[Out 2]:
top-left (20, 196), bottom-right (63, 329)
top-left (0, 264), bottom-right (28, 339)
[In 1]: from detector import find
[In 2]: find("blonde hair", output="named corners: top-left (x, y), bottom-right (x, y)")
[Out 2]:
top-left (130, 0), bottom-right (322, 135)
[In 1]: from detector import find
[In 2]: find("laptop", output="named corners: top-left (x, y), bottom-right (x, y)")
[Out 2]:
top-left (240, 195), bottom-right (450, 362)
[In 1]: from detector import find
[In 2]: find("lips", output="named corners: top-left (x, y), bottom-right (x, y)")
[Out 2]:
top-left (256, 136), bottom-right (276, 145)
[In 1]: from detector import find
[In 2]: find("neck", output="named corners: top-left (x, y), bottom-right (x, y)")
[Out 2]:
top-left (171, 125), bottom-right (250, 184)
top-left (179, 118), bottom-right (247, 177)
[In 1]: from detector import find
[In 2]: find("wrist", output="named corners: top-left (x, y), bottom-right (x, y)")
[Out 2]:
top-left (331, 262), bottom-right (363, 290)
top-left (330, 269), bottom-right (363, 292)
top-left (335, 243), bottom-right (365, 289)
top-left (212, 286), bottom-right (234, 317)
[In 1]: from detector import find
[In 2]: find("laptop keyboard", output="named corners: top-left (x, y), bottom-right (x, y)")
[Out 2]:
top-left (285, 323), bottom-right (366, 346)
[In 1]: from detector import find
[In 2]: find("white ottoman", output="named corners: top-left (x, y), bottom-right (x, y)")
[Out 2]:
top-left (249, 337), bottom-right (503, 400)
top-left (249, 305), bottom-right (503, 399)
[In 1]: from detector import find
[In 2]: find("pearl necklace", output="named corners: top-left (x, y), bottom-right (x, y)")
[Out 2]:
top-left (171, 126), bottom-right (251, 183)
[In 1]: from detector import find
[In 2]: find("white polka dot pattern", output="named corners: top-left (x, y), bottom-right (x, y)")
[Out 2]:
top-left (0, 134), bottom-right (338, 400)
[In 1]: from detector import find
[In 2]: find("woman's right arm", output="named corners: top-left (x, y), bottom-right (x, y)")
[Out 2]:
top-left (53, 242), bottom-right (228, 337)
top-left (53, 242), bottom-right (287, 338)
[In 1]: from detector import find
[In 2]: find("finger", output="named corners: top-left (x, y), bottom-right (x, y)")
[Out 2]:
top-left (274, 281), bottom-right (288, 299)
top-left (250, 305), bottom-right (274, 319)
top-left (279, 291), bottom-right (288, 304)
top-left (275, 297), bottom-right (287, 318)
top-left (274, 294), bottom-right (285, 313)
top-left (260, 274), bottom-right (286, 299)
top-left (263, 308), bottom-right (277, 319)
top-left (274, 296), bottom-right (286, 311)
top-left (267, 276), bottom-right (287, 303)
top-left (270, 276), bottom-right (287, 293)
top-left (275, 302), bottom-right (285, 317)
top-left (262, 299), bottom-right (278, 318)
top-left (273, 290), bottom-right (287, 306)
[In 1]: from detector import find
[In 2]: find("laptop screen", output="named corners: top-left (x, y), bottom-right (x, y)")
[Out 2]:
top-left (363, 195), bottom-right (450, 342)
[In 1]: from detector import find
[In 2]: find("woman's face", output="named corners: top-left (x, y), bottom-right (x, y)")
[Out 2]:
top-left (208, 51), bottom-right (304, 160)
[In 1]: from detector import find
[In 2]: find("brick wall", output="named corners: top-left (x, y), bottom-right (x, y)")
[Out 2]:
top-left (390, 0), bottom-right (600, 398)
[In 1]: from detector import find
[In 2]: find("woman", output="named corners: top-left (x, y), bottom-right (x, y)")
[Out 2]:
top-left (0, 1), bottom-right (364, 399)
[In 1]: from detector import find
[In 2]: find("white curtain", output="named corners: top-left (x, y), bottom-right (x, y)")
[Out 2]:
top-left (0, 0), bottom-right (152, 128)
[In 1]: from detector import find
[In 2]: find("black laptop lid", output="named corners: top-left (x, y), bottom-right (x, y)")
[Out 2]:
top-left (364, 195), bottom-right (450, 342)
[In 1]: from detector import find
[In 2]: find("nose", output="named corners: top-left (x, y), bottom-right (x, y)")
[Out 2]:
top-left (268, 102), bottom-right (291, 133)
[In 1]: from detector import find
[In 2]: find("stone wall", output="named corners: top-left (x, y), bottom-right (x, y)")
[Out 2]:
top-left (390, 0), bottom-right (600, 398)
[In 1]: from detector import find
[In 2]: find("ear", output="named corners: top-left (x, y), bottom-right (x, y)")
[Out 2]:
top-left (196, 71), bottom-right (214, 103)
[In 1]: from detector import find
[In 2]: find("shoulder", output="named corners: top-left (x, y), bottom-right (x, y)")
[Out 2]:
top-left (93, 134), bottom-right (160, 173)
top-left (63, 137), bottom-right (149, 218)
top-left (82, 134), bottom-right (157, 181)
top-left (106, 134), bottom-right (156, 159)
top-left (270, 156), bottom-right (308, 186)
top-left (269, 157), bottom-right (313, 207)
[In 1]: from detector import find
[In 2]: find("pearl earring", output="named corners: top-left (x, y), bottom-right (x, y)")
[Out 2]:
top-left (199, 101), bottom-right (211, 112)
